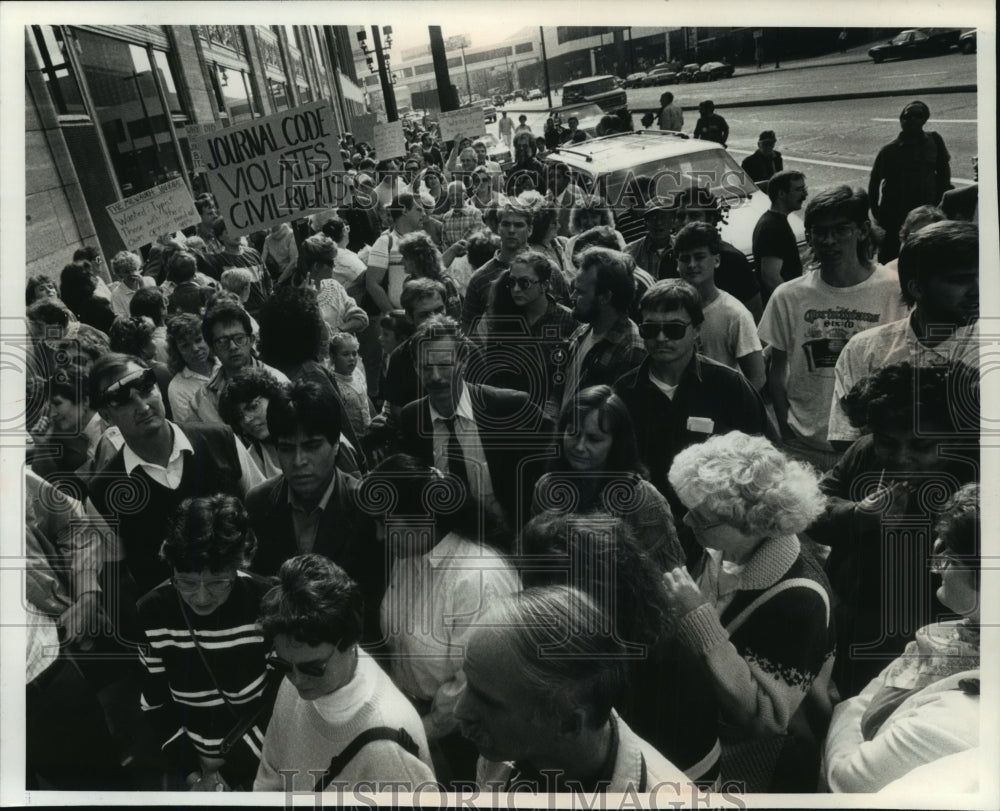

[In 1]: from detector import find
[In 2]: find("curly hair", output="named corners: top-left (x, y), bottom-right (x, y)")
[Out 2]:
top-left (257, 554), bottom-right (363, 649)
top-left (218, 365), bottom-right (287, 433)
top-left (668, 431), bottom-right (826, 537)
top-left (299, 233), bottom-right (337, 271)
top-left (129, 287), bottom-right (167, 326)
top-left (201, 300), bottom-right (252, 346)
top-left (526, 201), bottom-right (559, 244)
top-left (160, 494), bottom-right (256, 573)
top-left (165, 313), bottom-right (208, 375)
top-left (570, 196), bottom-right (616, 235)
top-left (258, 286), bottom-right (326, 369)
top-left (26, 274), bottom-right (58, 307)
top-left (165, 251), bottom-right (198, 284)
top-left (110, 251), bottom-right (142, 280)
top-left (841, 362), bottom-right (979, 436)
top-left (935, 482), bottom-right (979, 567)
top-left (518, 511), bottom-right (671, 646)
top-left (108, 316), bottom-right (156, 357)
top-left (398, 231), bottom-right (444, 280)
top-left (465, 229), bottom-right (501, 268)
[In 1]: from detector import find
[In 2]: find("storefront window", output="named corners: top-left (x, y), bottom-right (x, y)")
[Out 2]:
top-left (29, 25), bottom-right (86, 115)
top-left (268, 78), bottom-right (290, 111)
top-left (214, 63), bottom-right (260, 123)
top-left (74, 29), bottom-right (185, 196)
top-left (152, 49), bottom-right (185, 117)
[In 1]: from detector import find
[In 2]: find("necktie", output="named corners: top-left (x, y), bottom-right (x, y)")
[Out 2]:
top-left (443, 416), bottom-right (469, 493)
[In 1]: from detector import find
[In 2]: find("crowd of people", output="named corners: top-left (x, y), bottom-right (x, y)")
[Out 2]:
top-left (22, 95), bottom-right (982, 797)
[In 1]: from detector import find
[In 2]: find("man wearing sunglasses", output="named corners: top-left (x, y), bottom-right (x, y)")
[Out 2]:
top-left (614, 280), bottom-right (770, 524)
top-left (254, 555), bottom-right (435, 792)
top-left (84, 353), bottom-right (266, 605)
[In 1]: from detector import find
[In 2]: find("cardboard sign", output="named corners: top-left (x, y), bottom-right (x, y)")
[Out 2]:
top-left (372, 120), bottom-right (407, 160)
top-left (350, 112), bottom-right (377, 148)
top-left (437, 105), bottom-right (487, 144)
top-left (105, 178), bottom-right (200, 250)
top-left (184, 122), bottom-right (218, 174)
top-left (190, 101), bottom-right (349, 234)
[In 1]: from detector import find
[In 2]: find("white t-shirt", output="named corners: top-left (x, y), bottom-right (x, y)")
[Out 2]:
top-left (827, 316), bottom-right (979, 443)
top-left (698, 290), bottom-right (763, 371)
top-left (758, 265), bottom-right (909, 450)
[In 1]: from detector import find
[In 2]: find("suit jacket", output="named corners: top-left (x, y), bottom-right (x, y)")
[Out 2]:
top-left (398, 383), bottom-right (555, 532)
top-left (741, 150), bottom-right (784, 185)
top-left (940, 184), bottom-right (977, 221)
top-left (245, 471), bottom-right (385, 643)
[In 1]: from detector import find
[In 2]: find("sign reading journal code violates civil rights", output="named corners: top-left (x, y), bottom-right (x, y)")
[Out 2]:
top-left (191, 101), bottom-right (346, 234)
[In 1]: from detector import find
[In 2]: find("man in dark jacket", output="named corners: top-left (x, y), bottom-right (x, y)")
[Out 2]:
top-left (741, 130), bottom-right (784, 187)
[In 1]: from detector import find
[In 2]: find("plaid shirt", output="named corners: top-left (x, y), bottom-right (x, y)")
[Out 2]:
top-left (558, 313), bottom-right (646, 411)
top-left (441, 206), bottom-right (485, 249)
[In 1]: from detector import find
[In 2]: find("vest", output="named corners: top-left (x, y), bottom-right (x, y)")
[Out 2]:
top-left (88, 424), bottom-right (243, 596)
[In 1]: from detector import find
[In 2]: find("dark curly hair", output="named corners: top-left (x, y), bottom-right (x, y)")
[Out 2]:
top-left (935, 482), bottom-right (980, 572)
top-left (59, 262), bottom-right (98, 312)
top-left (218, 366), bottom-right (287, 433)
top-left (108, 316), bottom-right (155, 357)
top-left (129, 287), bottom-right (167, 326)
top-left (258, 286), bottom-right (326, 369)
top-left (258, 554), bottom-right (364, 649)
top-left (841, 362), bottom-right (979, 436)
top-left (165, 313), bottom-right (209, 375)
top-left (398, 231), bottom-right (444, 281)
top-left (518, 511), bottom-right (671, 646)
top-left (160, 494), bottom-right (257, 573)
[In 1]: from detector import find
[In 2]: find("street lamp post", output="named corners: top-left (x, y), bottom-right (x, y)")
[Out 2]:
top-left (458, 41), bottom-right (473, 103)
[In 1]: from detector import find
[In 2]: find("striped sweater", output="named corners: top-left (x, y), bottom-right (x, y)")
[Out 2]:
top-left (138, 571), bottom-right (276, 788)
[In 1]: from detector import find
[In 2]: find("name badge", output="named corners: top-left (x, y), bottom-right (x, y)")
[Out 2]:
top-left (687, 416), bottom-right (715, 434)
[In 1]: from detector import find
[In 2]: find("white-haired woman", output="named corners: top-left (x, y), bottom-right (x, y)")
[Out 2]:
top-left (662, 431), bottom-right (834, 792)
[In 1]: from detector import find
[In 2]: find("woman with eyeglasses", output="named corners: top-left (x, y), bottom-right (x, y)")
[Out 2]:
top-left (824, 483), bottom-right (980, 793)
top-left (254, 554), bottom-right (436, 791)
top-left (662, 431), bottom-right (834, 792)
top-left (533, 385), bottom-right (685, 573)
top-left (481, 251), bottom-right (578, 417)
top-left (137, 494), bottom-right (276, 791)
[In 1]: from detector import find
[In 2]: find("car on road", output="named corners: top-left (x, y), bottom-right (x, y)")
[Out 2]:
top-left (700, 61), bottom-right (735, 80)
top-left (560, 75), bottom-right (628, 112)
top-left (868, 28), bottom-right (962, 62)
top-left (960, 29), bottom-right (977, 54)
top-left (548, 103), bottom-right (607, 139)
top-left (678, 63), bottom-right (707, 83)
top-left (541, 130), bottom-right (807, 259)
top-left (483, 102), bottom-right (497, 123)
top-left (623, 71), bottom-right (648, 88)
top-left (527, 88), bottom-right (544, 100)
top-left (641, 67), bottom-right (677, 86)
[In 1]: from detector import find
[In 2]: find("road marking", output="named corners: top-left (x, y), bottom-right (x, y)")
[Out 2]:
top-left (728, 147), bottom-right (974, 183)
top-left (871, 118), bottom-right (977, 123)
top-left (872, 71), bottom-right (949, 79)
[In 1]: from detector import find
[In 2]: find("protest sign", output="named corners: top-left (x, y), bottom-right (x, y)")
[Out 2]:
top-left (372, 120), bottom-right (407, 161)
top-left (184, 122), bottom-right (217, 174)
top-left (105, 178), bottom-right (199, 250)
top-left (190, 100), bottom-right (349, 234)
top-left (437, 106), bottom-right (487, 144)
top-left (351, 112), bottom-right (377, 148)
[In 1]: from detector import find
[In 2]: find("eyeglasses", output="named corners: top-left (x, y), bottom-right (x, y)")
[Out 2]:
top-left (504, 277), bottom-right (541, 291)
top-left (808, 223), bottom-right (855, 241)
top-left (212, 333), bottom-right (250, 351)
top-left (638, 321), bottom-right (691, 340)
top-left (684, 509), bottom-right (726, 531)
top-left (172, 573), bottom-right (237, 596)
top-left (100, 368), bottom-right (158, 408)
top-left (269, 649), bottom-right (339, 678)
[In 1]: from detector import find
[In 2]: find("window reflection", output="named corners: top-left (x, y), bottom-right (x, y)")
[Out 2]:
top-left (214, 64), bottom-right (260, 123)
top-left (29, 25), bottom-right (86, 115)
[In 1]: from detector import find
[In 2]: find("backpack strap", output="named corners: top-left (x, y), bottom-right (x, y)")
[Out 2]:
top-left (317, 727), bottom-right (420, 791)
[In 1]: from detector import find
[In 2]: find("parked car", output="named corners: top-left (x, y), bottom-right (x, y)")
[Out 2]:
top-left (678, 63), bottom-right (707, 83)
top-left (700, 61), bottom-right (735, 80)
top-left (547, 103), bottom-right (607, 140)
top-left (527, 88), bottom-right (544, 100)
top-left (868, 28), bottom-right (962, 62)
top-left (623, 71), bottom-right (648, 88)
top-left (641, 67), bottom-right (677, 86)
top-left (560, 75), bottom-right (628, 112)
top-left (483, 103), bottom-right (497, 123)
top-left (960, 29), bottom-right (977, 54)
top-left (542, 130), bottom-right (807, 259)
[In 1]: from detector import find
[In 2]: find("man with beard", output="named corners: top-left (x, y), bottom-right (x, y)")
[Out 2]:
top-left (553, 247), bottom-right (645, 415)
top-left (827, 220), bottom-right (979, 448)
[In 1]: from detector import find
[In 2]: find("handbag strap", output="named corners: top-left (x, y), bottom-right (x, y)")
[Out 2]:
top-left (175, 588), bottom-right (241, 721)
top-left (317, 727), bottom-right (419, 791)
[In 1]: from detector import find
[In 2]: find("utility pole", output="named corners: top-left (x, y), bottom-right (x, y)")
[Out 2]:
top-left (539, 26), bottom-right (553, 108)
top-left (459, 40), bottom-right (473, 103)
top-left (428, 26), bottom-right (458, 112)
top-left (371, 25), bottom-right (397, 121)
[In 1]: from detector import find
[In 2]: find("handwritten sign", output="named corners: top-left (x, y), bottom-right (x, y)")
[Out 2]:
top-left (372, 120), bottom-right (407, 161)
top-left (105, 178), bottom-right (200, 250)
top-left (437, 106), bottom-right (487, 144)
top-left (184, 122), bottom-right (218, 174)
top-left (350, 112), bottom-right (377, 148)
top-left (190, 101), bottom-right (348, 234)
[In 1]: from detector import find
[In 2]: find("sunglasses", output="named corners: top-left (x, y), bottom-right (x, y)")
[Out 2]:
top-left (504, 277), bottom-right (541, 291)
top-left (638, 321), bottom-right (691, 340)
top-left (269, 649), bottom-right (338, 679)
top-left (100, 368), bottom-right (157, 407)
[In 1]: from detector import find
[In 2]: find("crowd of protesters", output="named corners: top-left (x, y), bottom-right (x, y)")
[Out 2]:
top-left (23, 97), bottom-right (982, 797)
